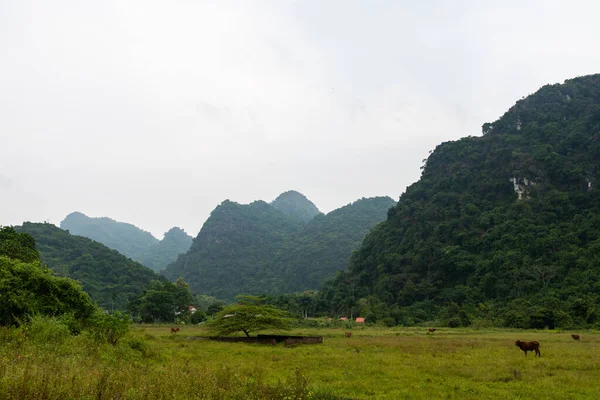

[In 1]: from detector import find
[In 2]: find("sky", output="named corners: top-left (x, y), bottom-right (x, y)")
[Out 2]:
top-left (2, 0), bottom-right (600, 239)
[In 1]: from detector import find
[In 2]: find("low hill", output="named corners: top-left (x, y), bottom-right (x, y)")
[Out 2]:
top-left (17, 222), bottom-right (165, 311)
top-left (60, 212), bottom-right (192, 272)
top-left (319, 74), bottom-right (600, 329)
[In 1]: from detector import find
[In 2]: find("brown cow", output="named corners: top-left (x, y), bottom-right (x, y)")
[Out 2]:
top-left (571, 334), bottom-right (580, 341)
top-left (515, 340), bottom-right (540, 357)
top-left (345, 331), bottom-right (352, 338)
top-left (427, 328), bottom-right (436, 334)
top-left (171, 327), bottom-right (180, 334)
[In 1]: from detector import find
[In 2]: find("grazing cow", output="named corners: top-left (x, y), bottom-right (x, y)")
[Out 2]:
top-left (514, 340), bottom-right (540, 357)
top-left (427, 328), bottom-right (436, 334)
top-left (571, 334), bottom-right (580, 341)
top-left (345, 331), bottom-right (352, 338)
top-left (171, 327), bottom-right (180, 334)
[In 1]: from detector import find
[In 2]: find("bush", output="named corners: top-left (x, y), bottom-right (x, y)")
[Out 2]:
top-left (364, 313), bottom-right (377, 324)
top-left (381, 317), bottom-right (396, 327)
top-left (88, 311), bottom-right (131, 345)
top-left (447, 317), bottom-right (461, 328)
top-left (190, 310), bottom-right (207, 324)
top-left (25, 314), bottom-right (71, 344)
top-left (0, 256), bottom-right (96, 326)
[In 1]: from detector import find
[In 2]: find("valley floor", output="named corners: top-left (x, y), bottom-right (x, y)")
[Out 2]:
top-left (2, 325), bottom-right (600, 399)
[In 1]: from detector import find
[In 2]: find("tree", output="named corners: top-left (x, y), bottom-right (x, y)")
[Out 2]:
top-left (0, 256), bottom-right (96, 326)
top-left (0, 226), bottom-right (39, 263)
top-left (207, 296), bottom-right (292, 337)
top-left (128, 279), bottom-right (194, 323)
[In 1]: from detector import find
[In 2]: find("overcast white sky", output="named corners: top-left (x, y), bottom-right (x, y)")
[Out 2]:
top-left (2, 0), bottom-right (600, 239)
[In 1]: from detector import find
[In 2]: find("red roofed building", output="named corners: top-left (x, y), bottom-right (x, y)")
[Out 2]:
top-left (339, 317), bottom-right (348, 321)
top-left (355, 317), bottom-right (365, 323)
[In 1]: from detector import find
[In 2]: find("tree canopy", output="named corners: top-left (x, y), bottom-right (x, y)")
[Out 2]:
top-left (207, 296), bottom-right (292, 337)
top-left (0, 226), bottom-right (95, 326)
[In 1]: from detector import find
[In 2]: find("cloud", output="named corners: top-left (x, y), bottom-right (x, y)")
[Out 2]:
top-left (1, 0), bottom-right (600, 236)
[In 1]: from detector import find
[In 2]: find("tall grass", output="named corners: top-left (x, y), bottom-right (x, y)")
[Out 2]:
top-left (2, 320), bottom-right (600, 399)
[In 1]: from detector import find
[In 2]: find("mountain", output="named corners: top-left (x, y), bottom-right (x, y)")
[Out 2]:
top-left (277, 197), bottom-right (396, 292)
top-left (319, 74), bottom-right (600, 329)
top-left (271, 190), bottom-right (321, 223)
top-left (60, 212), bottom-right (192, 272)
top-left (16, 222), bottom-right (165, 311)
top-left (162, 193), bottom-right (395, 299)
top-left (139, 227), bottom-right (193, 272)
top-left (162, 200), bottom-right (304, 299)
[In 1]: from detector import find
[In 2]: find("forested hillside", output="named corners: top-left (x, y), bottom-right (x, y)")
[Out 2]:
top-left (60, 212), bottom-right (192, 272)
top-left (17, 222), bottom-right (166, 311)
top-left (271, 190), bottom-right (321, 223)
top-left (319, 74), bottom-right (600, 329)
top-left (277, 197), bottom-right (395, 292)
top-left (162, 194), bottom-right (394, 299)
top-left (162, 200), bottom-right (304, 299)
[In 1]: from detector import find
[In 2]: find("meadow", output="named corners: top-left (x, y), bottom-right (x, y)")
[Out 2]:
top-left (2, 321), bottom-right (600, 399)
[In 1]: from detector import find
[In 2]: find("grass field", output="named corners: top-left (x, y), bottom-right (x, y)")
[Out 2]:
top-left (2, 324), bottom-right (600, 399)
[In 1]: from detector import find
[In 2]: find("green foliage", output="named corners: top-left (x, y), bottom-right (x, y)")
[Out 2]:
top-left (60, 212), bottom-right (192, 272)
top-left (25, 314), bottom-right (71, 344)
top-left (128, 279), bottom-right (194, 323)
top-left (190, 310), bottom-right (207, 324)
top-left (0, 256), bottom-right (96, 326)
top-left (88, 311), bottom-right (131, 345)
top-left (317, 74), bottom-right (600, 329)
top-left (16, 222), bottom-right (165, 311)
top-left (0, 226), bottom-right (39, 263)
top-left (162, 195), bottom-right (394, 299)
top-left (207, 296), bottom-right (292, 337)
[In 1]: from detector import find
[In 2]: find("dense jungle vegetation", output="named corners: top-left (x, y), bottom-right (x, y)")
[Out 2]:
top-left (162, 195), bottom-right (394, 299)
top-left (315, 74), bottom-right (600, 329)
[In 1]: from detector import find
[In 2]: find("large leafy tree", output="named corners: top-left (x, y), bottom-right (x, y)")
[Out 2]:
top-left (0, 227), bottom-right (96, 326)
top-left (0, 226), bottom-right (39, 263)
top-left (128, 278), bottom-right (194, 322)
top-left (207, 296), bottom-right (292, 337)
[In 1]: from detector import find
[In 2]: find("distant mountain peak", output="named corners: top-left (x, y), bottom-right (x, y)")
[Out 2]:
top-left (60, 213), bottom-right (191, 272)
top-left (271, 190), bottom-right (320, 223)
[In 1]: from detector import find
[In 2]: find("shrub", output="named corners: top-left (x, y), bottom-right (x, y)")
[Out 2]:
top-left (190, 310), bottom-right (207, 324)
top-left (447, 317), bottom-right (461, 328)
top-left (25, 314), bottom-right (71, 344)
top-left (88, 311), bottom-right (131, 345)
